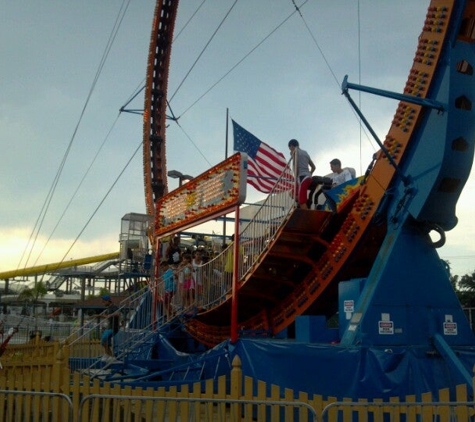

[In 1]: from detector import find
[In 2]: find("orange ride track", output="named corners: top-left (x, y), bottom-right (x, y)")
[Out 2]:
top-left (145, 0), bottom-right (457, 347)
top-left (143, 0), bottom-right (179, 219)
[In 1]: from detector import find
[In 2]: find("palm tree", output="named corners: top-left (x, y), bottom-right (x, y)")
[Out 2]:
top-left (453, 271), bottom-right (475, 307)
top-left (17, 280), bottom-right (48, 315)
top-left (17, 280), bottom-right (49, 339)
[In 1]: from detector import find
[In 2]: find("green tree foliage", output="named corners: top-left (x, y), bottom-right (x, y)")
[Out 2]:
top-left (86, 287), bottom-right (111, 300)
top-left (452, 271), bottom-right (475, 307)
top-left (17, 281), bottom-right (48, 303)
top-left (98, 287), bottom-right (110, 297)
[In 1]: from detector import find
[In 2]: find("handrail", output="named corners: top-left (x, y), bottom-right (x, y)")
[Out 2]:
top-left (68, 160), bottom-right (297, 370)
top-left (66, 284), bottom-right (154, 348)
top-left (153, 159), bottom-right (296, 318)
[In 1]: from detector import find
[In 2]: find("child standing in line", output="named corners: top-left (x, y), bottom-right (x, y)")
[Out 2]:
top-left (174, 261), bottom-right (184, 309)
top-left (181, 254), bottom-right (195, 308)
top-left (192, 249), bottom-right (204, 307)
top-left (160, 260), bottom-right (175, 321)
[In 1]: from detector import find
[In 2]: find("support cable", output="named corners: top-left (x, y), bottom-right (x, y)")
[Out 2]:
top-left (291, 0), bottom-right (377, 155)
top-left (178, 0), bottom-right (310, 118)
top-left (18, 0), bottom-right (132, 271)
top-left (32, 115), bottom-right (122, 267)
top-left (173, 0), bottom-right (207, 43)
top-left (120, 1), bottom-right (207, 115)
top-left (175, 122), bottom-right (213, 167)
top-left (58, 140), bottom-right (143, 267)
top-left (169, 0), bottom-right (239, 103)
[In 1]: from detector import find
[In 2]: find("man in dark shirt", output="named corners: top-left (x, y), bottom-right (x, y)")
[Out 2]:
top-left (100, 294), bottom-right (120, 359)
top-left (165, 236), bottom-right (182, 265)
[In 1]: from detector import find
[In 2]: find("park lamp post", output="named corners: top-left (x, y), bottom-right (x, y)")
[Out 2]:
top-left (167, 170), bottom-right (193, 187)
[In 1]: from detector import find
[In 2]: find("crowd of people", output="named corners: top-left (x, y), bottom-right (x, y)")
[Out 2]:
top-left (153, 139), bottom-right (356, 321)
top-left (157, 237), bottom-right (238, 321)
top-left (95, 141), bottom-right (353, 359)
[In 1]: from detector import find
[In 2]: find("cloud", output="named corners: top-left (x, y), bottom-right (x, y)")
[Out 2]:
top-left (1, 0), bottom-right (474, 281)
top-left (0, 227), bottom-right (119, 273)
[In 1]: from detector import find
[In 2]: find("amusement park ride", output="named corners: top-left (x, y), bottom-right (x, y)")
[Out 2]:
top-left (3, 0), bottom-right (475, 403)
top-left (136, 0), bottom-right (475, 400)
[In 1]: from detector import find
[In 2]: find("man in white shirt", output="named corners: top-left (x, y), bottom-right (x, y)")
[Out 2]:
top-left (330, 159), bottom-right (353, 186)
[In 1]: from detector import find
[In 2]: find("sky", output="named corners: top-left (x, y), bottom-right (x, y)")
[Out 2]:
top-left (0, 0), bottom-right (474, 278)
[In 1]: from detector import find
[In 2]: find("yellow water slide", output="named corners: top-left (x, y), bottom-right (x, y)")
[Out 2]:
top-left (0, 252), bottom-right (120, 280)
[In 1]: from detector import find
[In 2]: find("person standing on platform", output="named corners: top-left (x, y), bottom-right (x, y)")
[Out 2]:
top-left (288, 139), bottom-right (316, 210)
top-left (100, 295), bottom-right (120, 360)
top-left (192, 249), bottom-right (204, 307)
top-left (165, 236), bottom-right (182, 265)
top-left (224, 234), bottom-right (244, 293)
top-left (180, 254), bottom-right (195, 308)
top-left (160, 260), bottom-right (176, 321)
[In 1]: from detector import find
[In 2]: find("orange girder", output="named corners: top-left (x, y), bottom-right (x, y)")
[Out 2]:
top-left (181, 0), bottom-right (456, 347)
top-left (143, 0), bottom-right (179, 219)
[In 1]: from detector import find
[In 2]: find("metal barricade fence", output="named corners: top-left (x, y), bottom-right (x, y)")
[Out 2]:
top-left (0, 389), bottom-right (73, 422)
top-left (322, 401), bottom-right (475, 422)
top-left (79, 394), bottom-right (318, 422)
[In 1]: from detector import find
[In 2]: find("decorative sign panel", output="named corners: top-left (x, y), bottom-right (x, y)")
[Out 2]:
top-left (155, 153), bottom-right (247, 237)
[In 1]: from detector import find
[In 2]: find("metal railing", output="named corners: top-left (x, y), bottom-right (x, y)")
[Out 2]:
top-left (79, 394), bottom-right (318, 422)
top-left (322, 401), bottom-right (475, 422)
top-left (41, 162), bottom-right (296, 372)
top-left (66, 284), bottom-right (160, 373)
top-left (0, 314), bottom-right (78, 344)
top-left (0, 390), bottom-right (73, 422)
top-left (156, 161), bottom-right (296, 316)
top-left (4, 390), bottom-right (475, 422)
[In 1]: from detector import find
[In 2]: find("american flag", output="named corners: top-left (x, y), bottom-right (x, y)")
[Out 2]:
top-left (232, 120), bottom-right (294, 194)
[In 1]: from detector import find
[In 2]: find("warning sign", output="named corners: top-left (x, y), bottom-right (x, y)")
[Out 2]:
top-left (344, 300), bottom-right (354, 313)
top-left (443, 322), bottom-right (457, 335)
top-left (378, 320), bottom-right (394, 335)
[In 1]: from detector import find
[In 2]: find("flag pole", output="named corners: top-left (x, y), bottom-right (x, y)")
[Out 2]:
top-left (223, 109), bottom-right (229, 245)
top-left (230, 204), bottom-right (240, 343)
top-left (225, 108), bottom-right (229, 158)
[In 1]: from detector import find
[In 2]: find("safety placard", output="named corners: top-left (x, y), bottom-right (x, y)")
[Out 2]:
top-left (443, 322), bottom-right (457, 335)
top-left (378, 320), bottom-right (394, 335)
top-left (344, 300), bottom-right (354, 313)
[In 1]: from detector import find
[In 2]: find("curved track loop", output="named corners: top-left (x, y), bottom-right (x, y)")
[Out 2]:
top-left (146, 1), bottom-right (464, 347)
top-left (182, 0), bottom-right (459, 346)
top-left (143, 0), bottom-right (179, 217)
